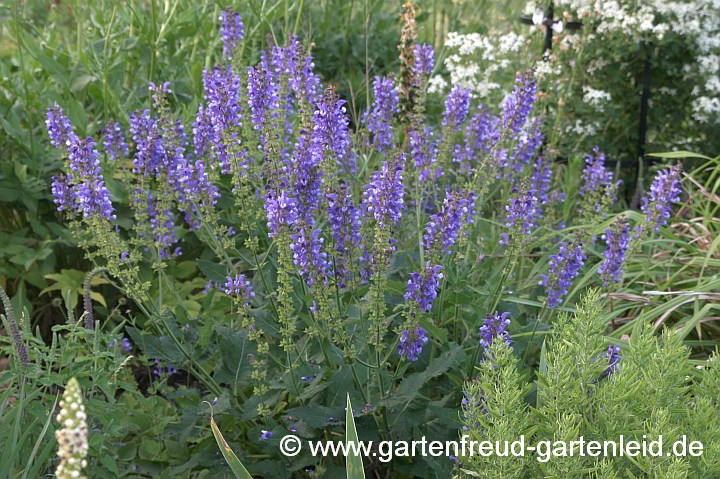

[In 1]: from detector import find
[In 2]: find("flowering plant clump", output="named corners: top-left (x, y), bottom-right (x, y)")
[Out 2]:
top-left (26, 5), bottom-right (717, 478)
top-left (432, 0), bottom-right (720, 160)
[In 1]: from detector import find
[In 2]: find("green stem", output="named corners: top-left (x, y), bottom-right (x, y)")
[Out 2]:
top-left (466, 260), bottom-right (513, 377)
top-left (293, 0), bottom-right (305, 36)
top-left (522, 303), bottom-right (549, 366)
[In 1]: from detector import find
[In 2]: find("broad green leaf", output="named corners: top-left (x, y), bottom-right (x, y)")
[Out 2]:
top-left (210, 414), bottom-right (253, 479)
top-left (345, 394), bottom-right (366, 479)
top-left (282, 406), bottom-right (345, 428)
top-left (379, 343), bottom-right (466, 408)
top-left (197, 259), bottom-right (228, 283)
top-left (125, 327), bottom-right (185, 363)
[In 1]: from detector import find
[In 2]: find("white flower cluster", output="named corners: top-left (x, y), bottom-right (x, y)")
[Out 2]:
top-left (582, 86), bottom-right (612, 111)
top-left (55, 377), bottom-right (89, 479)
top-left (439, 31), bottom-right (530, 98)
top-left (553, 0), bottom-right (720, 123)
top-left (565, 119), bottom-right (600, 137)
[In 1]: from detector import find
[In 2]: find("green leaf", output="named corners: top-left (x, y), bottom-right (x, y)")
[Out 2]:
top-left (197, 259), bottom-right (228, 283)
top-left (125, 327), bottom-right (185, 363)
top-left (70, 74), bottom-right (97, 93)
top-left (379, 343), bottom-right (466, 409)
top-left (345, 394), bottom-right (366, 479)
top-left (282, 406), bottom-right (345, 428)
top-left (536, 338), bottom-right (548, 410)
top-left (210, 414), bottom-right (253, 479)
top-left (648, 151), bottom-right (712, 161)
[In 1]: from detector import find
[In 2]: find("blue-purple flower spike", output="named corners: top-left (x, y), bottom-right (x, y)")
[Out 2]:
top-left (409, 126), bottom-right (440, 182)
top-left (413, 44), bottom-right (435, 76)
top-left (479, 312), bottom-right (512, 348)
top-left (502, 73), bottom-right (536, 134)
top-left (423, 190), bottom-right (475, 254)
top-left (327, 187), bottom-right (363, 288)
top-left (397, 327), bottom-right (429, 361)
top-left (102, 122), bottom-right (129, 161)
top-left (502, 186), bottom-right (539, 241)
top-left (364, 156), bottom-right (406, 228)
top-left (46, 106), bottom-right (116, 220)
top-left (603, 344), bottom-right (622, 377)
top-left (219, 11), bottom-right (244, 60)
top-left (539, 241), bottom-right (586, 308)
top-left (597, 218), bottom-right (630, 287)
top-left (443, 85), bottom-right (472, 130)
top-left (405, 264), bottom-right (444, 312)
top-left (223, 274), bottom-right (256, 306)
top-left (364, 76), bottom-right (398, 152)
top-left (639, 164), bottom-right (683, 234)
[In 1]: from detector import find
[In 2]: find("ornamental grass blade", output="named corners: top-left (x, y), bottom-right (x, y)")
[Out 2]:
top-left (209, 412), bottom-right (253, 479)
top-left (345, 393), bottom-right (365, 479)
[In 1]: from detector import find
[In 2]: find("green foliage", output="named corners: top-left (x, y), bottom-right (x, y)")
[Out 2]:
top-left (458, 290), bottom-right (720, 478)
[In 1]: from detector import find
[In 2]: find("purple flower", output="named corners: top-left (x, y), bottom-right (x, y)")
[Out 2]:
top-left (301, 376), bottom-right (314, 382)
top-left (639, 165), bottom-right (682, 234)
top-left (102, 122), bottom-right (129, 161)
top-left (479, 312), bottom-right (512, 348)
top-left (289, 228), bottom-right (329, 286)
top-left (396, 327), bottom-right (429, 361)
top-left (223, 274), bottom-right (256, 305)
top-left (46, 107), bottom-right (116, 220)
top-left (503, 187), bottom-right (539, 237)
top-left (597, 218), bottom-right (630, 287)
top-left (423, 189), bottom-right (476, 254)
top-left (603, 345), bottom-right (622, 376)
top-left (413, 44), bottom-right (435, 76)
top-left (364, 156), bottom-right (406, 228)
top-left (579, 147), bottom-right (621, 216)
top-left (271, 37), bottom-right (321, 105)
top-left (192, 104), bottom-right (212, 158)
top-left (530, 155), bottom-right (552, 210)
top-left (405, 264), bottom-right (444, 312)
top-left (581, 147), bottom-right (612, 195)
top-left (465, 105), bottom-right (495, 156)
top-left (202, 66), bottom-right (246, 174)
top-left (539, 241), bottom-right (586, 308)
top-left (259, 430), bottom-right (274, 440)
top-left (327, 187), bottom-right (363, 288)
top-left (46, 105), bottom-right (74, 148)
top-left (363, 76), bottom-right (398, 152)
top-left (248, 55), bottom-right (280, 132)
top-left (51, 174), bottom-right (73, 212)
top-left (409, 126), bottom-right (440, 182)
top-left (219, 10), bottom-right (244, 60)
top-left (290, 132), bottom-right (323, 223)
top-left (312, 89), bottom-right (351, 169)
top-left (152, 358), bottom-right (177, 377)
top-left (443, 85), bottom-right (472, 130)
top-left (502, 73), bottom-right (536, 134)
top-left (508, 119), bottom-right (544, 179)
top-left (264, 189), bottom-right (297, 237)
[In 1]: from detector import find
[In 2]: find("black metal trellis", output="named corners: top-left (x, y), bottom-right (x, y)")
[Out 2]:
top-left (518, 3), bottom-right (654, 181)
